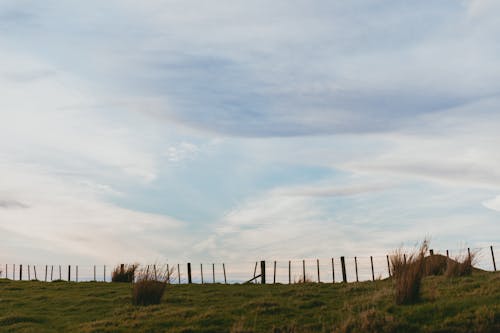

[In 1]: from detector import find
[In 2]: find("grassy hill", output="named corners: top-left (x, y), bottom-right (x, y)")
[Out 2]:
top-left (0, 271), bottom-right (499, 332)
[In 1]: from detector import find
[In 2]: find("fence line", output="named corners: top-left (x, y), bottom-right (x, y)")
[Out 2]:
top-left (0, 245), bottom-right (497, 284)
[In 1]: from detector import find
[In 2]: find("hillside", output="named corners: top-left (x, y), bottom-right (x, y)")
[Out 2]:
top-left (0, 271), bottom-right (499, 332)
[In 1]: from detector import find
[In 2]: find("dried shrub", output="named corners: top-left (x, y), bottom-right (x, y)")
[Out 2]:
top-left (390, 240), bottom-right (429, 305)
top-left (445, 252), bottom-right (476, 278)
top-left (111, 264), bottom-right (137, 283)
top-left (132, 265), bottom-right (173, 306)
top-left (424, 254), bottom-right (448, 276)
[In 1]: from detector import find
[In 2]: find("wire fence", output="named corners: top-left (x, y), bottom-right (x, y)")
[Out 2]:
top-left (1, 245), bottom-right (497, 284)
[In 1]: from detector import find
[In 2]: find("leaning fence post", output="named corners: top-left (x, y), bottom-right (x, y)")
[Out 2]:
top-left (223, 263), bottom-right (227, 284)
top-left (331, 258), bottom-right (335, 283)
top-left (288, 260), bottom-right (291, 284)
top-left (273, 261), bottom-right (276, 284)
top-left (316, 259), bottom-right (320, 283)
top-left (302, 260), bottom-right (306, 283)
top-left (370, 256), bottom-right (375, 281)
top-left (260, 260), bottom-right (266, 284)
top-left (200, 264), bottom-right (204, 284)
top-left (187, 263), bottom-right (192, 284)
top-left (491, 246), bottom-right (497, 271)
top-left (386, 255), bottom-right (391, 277)
top-left (354, 257), bottom-right (359, 282)
top-left (340, 256), bottom-right (347, 283)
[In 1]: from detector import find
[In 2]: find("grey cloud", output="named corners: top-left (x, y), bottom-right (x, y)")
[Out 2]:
top-left (0, 200), bottom-right (29, 209)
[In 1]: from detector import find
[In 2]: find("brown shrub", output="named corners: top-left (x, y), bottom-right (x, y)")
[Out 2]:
top-left (390, 240), bottom-right (429, 305)
top-left (111, 264), bottom-right (137, 283)
top-left (424, 255), bottom-right (448, 276)
top-left (131, 265), bottom-right (173, 306)
top-left (445, 252), bottom-right (476, 278)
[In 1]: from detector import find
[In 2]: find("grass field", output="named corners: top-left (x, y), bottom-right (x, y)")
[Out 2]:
top-left (0, 271), bottom-right (499, 332)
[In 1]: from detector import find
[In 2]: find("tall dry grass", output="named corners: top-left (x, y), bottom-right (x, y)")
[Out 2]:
top-left (111, 264), bottom-right (137, 283)
top-left (390, 240), bottom-right (429, 305)
top-left (132, 265), bottom-right (173, 306)
top-left (445, 252), bottom-right (476, 278)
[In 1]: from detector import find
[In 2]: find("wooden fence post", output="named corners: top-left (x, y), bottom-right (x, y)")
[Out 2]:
top-left (370, 256), bottom-right (375, 281)
top-left (19, 264), bottom-right (22, 281)
top-left (166, 264), bottom-right (170, 283)
top-left (340, 256), bottom-right (347, 283)
top-left (212, 263), bottom-right (215, 283)
top-left (5, 264), bottom-right (7, 280)
top-left (223, 263), bottom-right (227, 284)
top-left (354, 257), bottom-right (359, 282)
top-left (178, 264), bottom-right (181, 284)
top-left (386, 255), bottom-right (391, 277)
top-left (76, 266), bottom-right (78, 282)
top-left (13, 264), bottom-right (15, 280)
top-left (68, 265), bottom-right (71, 282)
top-left (93, 265), bottom-right (96, 281)
top-left (446, 250), bottom-right (449, 258)
top-left (45, 265), bottom-right (48, 282)
top-left (28, 265), bottom-right (30, 280)
top-left (331, 258), bottom-right (335, 283)
top-left (51, 265), bottom-right (53, 281)
top-left (468, 248), bottom-right (471, 261)
top-left (200, 264), bottom-right (204, 284)
top-left (288, 260), bottom-right (291, 284)
top-left (430, 249), bottom-right (434, 256)
top-left (273, 261), bottom-right (276, 284)
top-left (253, 262), bottom-right (257, 283)
top-left (491, 246), bottom-right (497, 271)
top-left (317, 259), bottom-right (320, 283)
top-left (403, 254), bottom-right (407, 265)
top-left (103, 265), bottom-right (106, 282)
top-left (260, 261), bottom-right (266, 284)
top-left (59, 265), bottom-right (62, 280)
top-left (302, 260), bottom-right (306, 283)
top-left (34, 266), bottom-right (37, 281)
top-left (187, 263), bottom-right (192, 284)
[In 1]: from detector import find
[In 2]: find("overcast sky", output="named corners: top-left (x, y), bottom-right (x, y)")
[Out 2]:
top-left (1, 0), bottom-right (499, 266)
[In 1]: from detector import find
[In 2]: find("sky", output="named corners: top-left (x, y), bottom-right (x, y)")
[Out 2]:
top-left (1, 0), bottom-right (499, 266)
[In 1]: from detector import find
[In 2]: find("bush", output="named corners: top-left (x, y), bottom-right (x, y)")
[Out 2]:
top-left (112, 264), bottom-right (137, 283)
top-left (445, 252), bottom-right (476, 278)
top-left (132, 265), bottom-right (172, 306)
top-left (424, 254), bottom-right (448, 276)
top-left (390, 240), bottom-right (428, 305)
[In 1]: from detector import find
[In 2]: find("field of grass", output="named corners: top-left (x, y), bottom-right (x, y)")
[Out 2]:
top-left (0, 271), bottom-right (499, 332)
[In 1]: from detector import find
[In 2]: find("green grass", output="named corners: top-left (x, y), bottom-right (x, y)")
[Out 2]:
top-left (0, 271), bottom-right (499, 332)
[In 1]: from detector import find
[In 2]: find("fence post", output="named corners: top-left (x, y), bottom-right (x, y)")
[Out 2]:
top-left (59, 265), bottom-right (62, 280)
top-left (178, 264), bottom-right (181, 284)
top-left (166, 264), bottom-right (170, 283)
top-left (51, 265), bottom-right (53, 281)
top-left (370, 256), bottom-right (375, 281)
top-left (430, 249), bottom-right (434, 256)
top-left (446, 250), bottom-right (449, 258)
top-left (354, 257), bottom-right (359, 282)
top-left (260, 261), bottom-right (266, 284)
top-left (273, 261), bottom-right (276, 284)
top-left (403, 254), bottom-right (407, 265)
top-left (201, 264), bottom-right (204, 284)
top-left (187, 263), bottom-right (192, 284)
top-left (34, 266), bottom-right (37, 280)
top-left (331, 258), bottom-right (335, 283)
top-left (491, 246), bottom-right (497, 271)
top-left (13, 264), bottom-right (15, 280)
top-left (76, 266), bottom-right (78, 282)
top-left (302, 260), bottom-right (306, 283)
top-left (386, 255), bottom-right (391, 277)
top-left (468, 248), bottom-right (471, 261)
top-left (317, 259), bottom-right (320, 283)
top-left (288, 260), bottom-right (291, 284)
top-left (253, 262), bottom-right (257, 283)
top-left (68, 265), bottom-right (71, 282)
top-left (340, 256), bottom-right (347, 283)
top-left (212, 263), bottom-right (215, 283)
top-left (93, 265), bottom-right (96, 281)
top-left (20, 264), bottom-right (22, 281)
top-left (6, 264), bottom-right (8, 280)
top-left (223, 263), bottom-right (227, 284)
top-left (103, 265), bottom-right (106, 282)
top-left (28, 265), bottom-right (31, 280)
top-left (45, 265), bottom-right (47, 282)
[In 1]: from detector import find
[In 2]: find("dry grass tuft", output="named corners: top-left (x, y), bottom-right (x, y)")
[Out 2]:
top-left (131, 265), bottom-right (173, 306)
top-left (390, 240), bottom-right (429, 305)
top-left (445, 252), bottom-right (476, 278)
top-left (424, 254), bottom-right (448, 276)
top-left (111, 264), bottom-right (138, 283)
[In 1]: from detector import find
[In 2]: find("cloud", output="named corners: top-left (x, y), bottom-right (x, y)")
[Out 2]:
top-left (483, 196), bottom-right (500, 212)
top-left (0, 200), bottom-right (28, 209)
